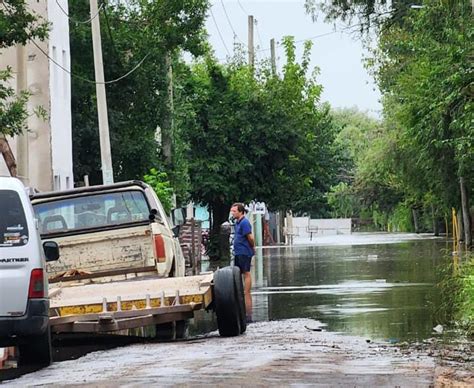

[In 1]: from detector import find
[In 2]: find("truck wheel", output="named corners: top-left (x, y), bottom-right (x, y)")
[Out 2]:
top-left (214, 266), bottom-right (241, 337)
top-left (155, 322), bottom-right (176, 341)
top-left (233, 267), bottom-right (247, 334)
top-left (18, 327), bottom-right (53, 367)
top-left (175, 320), bottom-right (189, 339)
top-left (169, 258), bottom-right (176, 278)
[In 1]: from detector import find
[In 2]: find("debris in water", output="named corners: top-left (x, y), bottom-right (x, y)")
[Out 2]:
top-left (433, 324), bottom-right (443, 334)
top-left (305, 326), bottom-right (323, 332)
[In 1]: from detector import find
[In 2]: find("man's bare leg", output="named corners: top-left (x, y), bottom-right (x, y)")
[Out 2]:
top-left (243, 271), bottom-right (252, 318)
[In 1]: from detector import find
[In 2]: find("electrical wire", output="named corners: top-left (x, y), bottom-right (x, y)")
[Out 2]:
top-left (31, 39), bottom-right (150, 85)
top-left (1, 1), bottom-right (150, 85)
top-left (255, 18), bottom-right (264, 49)
top-left (220, 0), bottom-right (246, 45)
top-left (236, 0), bottom-right (249, 15)
top-left (55, 0), bottom-right (104, 24)
top-left (210, 7), bottom-right (231, 56)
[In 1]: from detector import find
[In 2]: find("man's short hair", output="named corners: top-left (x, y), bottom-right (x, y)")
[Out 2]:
top-left (231, 203), bottom-right (245, 213)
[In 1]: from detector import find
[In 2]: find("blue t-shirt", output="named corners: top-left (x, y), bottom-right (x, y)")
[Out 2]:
top-left (233, 217), bottom-right (254, 256)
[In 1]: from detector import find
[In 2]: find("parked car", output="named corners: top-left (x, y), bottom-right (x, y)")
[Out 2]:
top-left (0, 177), bottom-right (59, 366)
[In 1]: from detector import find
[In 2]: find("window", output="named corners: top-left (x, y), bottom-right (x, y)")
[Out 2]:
top-left (33, 190), bottom-right (151, 236)
top-left (0, 190), bottom-right (30, 248)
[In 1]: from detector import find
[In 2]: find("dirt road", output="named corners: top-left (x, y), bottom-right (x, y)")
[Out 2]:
top-left (4, 319), bottom-right (472, 386)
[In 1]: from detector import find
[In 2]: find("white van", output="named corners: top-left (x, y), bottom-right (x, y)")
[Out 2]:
top-left (0, 177), bottom-right (59, 366)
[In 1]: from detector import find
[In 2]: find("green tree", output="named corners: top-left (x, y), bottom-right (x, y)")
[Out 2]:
top-left (371, 1), bottom-right (473, 242)
top-left (143, 168), bottom-right (174, 214)
top-left (178, 38), bottom-right (339, 248)
top-left (69, 0), bottom-right (209, 197)
top-left (1, 1), bottom-right (48, 137)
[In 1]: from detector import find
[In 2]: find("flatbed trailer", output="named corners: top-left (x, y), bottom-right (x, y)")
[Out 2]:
top-left (47, 267), bottom-right (246, 338)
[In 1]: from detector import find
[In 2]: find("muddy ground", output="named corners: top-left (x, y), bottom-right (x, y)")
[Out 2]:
top-left (4, 319), bottom-right (473, 387)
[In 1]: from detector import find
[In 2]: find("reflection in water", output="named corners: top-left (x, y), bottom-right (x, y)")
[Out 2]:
top-left (250, 239), bottom-right (445, 342)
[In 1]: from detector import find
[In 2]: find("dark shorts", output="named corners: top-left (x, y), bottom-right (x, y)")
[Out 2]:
top-left (234, 255), bottom-right (252, 273)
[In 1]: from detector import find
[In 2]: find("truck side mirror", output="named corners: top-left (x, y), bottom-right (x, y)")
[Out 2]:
top-left (149, 208), bottom-right (158, 222)
top-left (172, 225), bottom-right (180, 238)
top-left (43, 241), bottom-right (60, 262)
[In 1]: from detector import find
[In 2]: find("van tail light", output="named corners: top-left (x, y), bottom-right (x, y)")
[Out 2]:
top-left (153, 234), bottom-right (166, 263)
top-left (28, 269), bottom-right (45, 298)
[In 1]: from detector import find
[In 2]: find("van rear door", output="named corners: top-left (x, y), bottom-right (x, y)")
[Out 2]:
top-left (0, 189), bottom-right (32, 317)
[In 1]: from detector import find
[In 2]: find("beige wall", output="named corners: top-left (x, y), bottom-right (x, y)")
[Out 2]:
top-left (0, 0), bottom-right (72, 193)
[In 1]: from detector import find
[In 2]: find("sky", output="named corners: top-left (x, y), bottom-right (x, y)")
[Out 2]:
top-left (206, 0), bottom-right (382, 117)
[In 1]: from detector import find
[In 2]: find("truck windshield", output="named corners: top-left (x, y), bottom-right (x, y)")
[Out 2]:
top-left (33, 190), bottom-right (150, 236)
top-left (0, 190), bottom-right (30, 248)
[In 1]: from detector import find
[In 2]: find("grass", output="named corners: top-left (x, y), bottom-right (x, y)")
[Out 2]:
top-left (437, 252), bottom-right (474, 337)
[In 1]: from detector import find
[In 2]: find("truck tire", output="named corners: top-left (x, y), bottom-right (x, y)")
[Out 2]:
top-left (169, 258), bottom-right (176, 278)
top-left (214, 266), bottom-right (241, 337)
top-left (155, 322), bottom-right (176, 341)
top-left (18, 327), bottom-right (53, 367)
top-left (175, 320), bottom-right (189, 339)
top-left (233, 267), bottom-right (247, 334)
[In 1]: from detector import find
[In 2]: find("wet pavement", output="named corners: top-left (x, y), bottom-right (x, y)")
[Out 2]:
top-left (4, 319), bottom-right (472, 386)
top-left (2, 233), bottom-right (473, 386)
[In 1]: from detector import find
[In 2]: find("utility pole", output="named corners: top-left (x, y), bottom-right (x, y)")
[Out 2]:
top-left (16, 44), bottom-right (29, 185)
top-left (248, 15), bottom-right (254, 68)
top-left (90, 0), bottom-right (114, 185)
top-left (162, 53), bottom-right (174, 167)
top-left (270, 38), bottom-right (276, 75)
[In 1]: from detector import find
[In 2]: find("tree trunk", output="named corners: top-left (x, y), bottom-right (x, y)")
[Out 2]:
top-left (0, 135), bottom-right (17, 177)
top-left (431, 204), bottom-right (439, 236)
top-left (209, 200), bottom-right (230, 260)
top-left (457, 208), bottom-right (464, 245)
top-left (460, 177), bottom-right (472, 249)
top-left (412, 208), bottom-right (419, 233)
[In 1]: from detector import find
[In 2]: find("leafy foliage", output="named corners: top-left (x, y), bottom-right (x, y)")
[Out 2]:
top-left (143, 168), bottom-right (174, 214)
top-left (177, 37), bottom-right (339, 239)
top-left (69, 0), bottom-right (209, 191)
top-left (317, 1), bottom-right (473, 235)
top-left (437, 254), bottom-right (474, 337)
top-left (0, 1), bottom-right (48, 137)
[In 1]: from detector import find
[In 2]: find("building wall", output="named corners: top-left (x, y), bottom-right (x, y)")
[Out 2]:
top-left (48, 0), bottom-right (73, 191)
top-left (0, 0), bottom-right (73, 192)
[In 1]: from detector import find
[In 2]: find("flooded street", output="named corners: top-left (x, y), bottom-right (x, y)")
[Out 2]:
top-left (3, 233), bottom-right (473, 386)
top-left (251, 234), bottom-right (446, 342)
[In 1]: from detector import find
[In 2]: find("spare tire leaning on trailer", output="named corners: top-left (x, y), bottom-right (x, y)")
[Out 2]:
top-left (213, 266), bottom-right (246, 337)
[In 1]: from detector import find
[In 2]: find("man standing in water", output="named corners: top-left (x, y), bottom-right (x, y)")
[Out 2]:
top-left (230, 203), bottom-right (255, 323)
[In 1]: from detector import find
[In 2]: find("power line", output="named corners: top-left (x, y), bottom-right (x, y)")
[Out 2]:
top-left (236, 0), bottom-right (249, 15)
top-left (254, 25), bottom-right (360, 54)
top-left (55, 0), bottom-right (104, 24)
top-left (2, 1), bottom-right (150, 85)
top-left (255, 18), bottom-right (264, 49)
top-left (210, 7), bottom-right (231, 56)
top-left (31, 39), bottom-right (150, 85)
top-left (220, 0), bottom-right (246, 45)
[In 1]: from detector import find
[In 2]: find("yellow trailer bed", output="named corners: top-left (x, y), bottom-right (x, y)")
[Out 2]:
top-left (48, 273), bottom-right (214, 334)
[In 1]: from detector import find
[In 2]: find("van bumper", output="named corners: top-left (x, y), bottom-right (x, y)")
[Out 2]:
top-left (0, 299), bottom-right (49, 346)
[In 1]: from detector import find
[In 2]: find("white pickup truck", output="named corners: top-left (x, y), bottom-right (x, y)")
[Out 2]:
top-left (30, 180), bottom-right (185, 283)
top-left (29, 181), bottom-right (246, 341)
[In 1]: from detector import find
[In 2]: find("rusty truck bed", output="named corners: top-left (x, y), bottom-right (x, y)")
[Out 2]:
top-left (48, 273), bottom-right (214, 334)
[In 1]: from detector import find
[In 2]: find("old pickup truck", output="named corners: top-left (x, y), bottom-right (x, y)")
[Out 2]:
top-left (30, 180), bottom-right (185, 282)
top-left (28, 181), bottom-right (246, 340)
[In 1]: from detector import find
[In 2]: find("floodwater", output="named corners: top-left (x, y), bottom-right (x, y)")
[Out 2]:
top-left (200, 233), bottom-right (449, 343)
